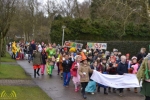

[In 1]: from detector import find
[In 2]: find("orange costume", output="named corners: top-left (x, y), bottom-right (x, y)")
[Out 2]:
top-left (59, 55), bottom-right (64, 77)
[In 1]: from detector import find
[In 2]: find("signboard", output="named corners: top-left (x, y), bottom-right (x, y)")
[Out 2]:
top-left (64, 41), bottom-right (83, 49)
top-left (87, 42), bottom-right (107, 50)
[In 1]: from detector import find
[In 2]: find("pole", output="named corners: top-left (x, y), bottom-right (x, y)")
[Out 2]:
top-left (62, 28), bottom-right (64, 46)
top-left (62, 25), bottom-right (66, 46)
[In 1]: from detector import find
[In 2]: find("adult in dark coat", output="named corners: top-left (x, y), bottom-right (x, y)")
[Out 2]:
top-left (32, 48), bottom-right (42, 78)
top-left (28, 41), bottom-right (36, 63)
top-left (137, 48), bottom-right (147, 65)
top-left (117, 55), bottom-right (128, 96)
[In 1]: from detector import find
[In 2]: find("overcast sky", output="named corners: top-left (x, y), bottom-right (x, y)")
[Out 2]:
top-left (38, 0), bottom-right (85, 5)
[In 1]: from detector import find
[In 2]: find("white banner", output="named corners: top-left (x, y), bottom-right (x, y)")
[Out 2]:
top-left (91, 70), bottom-right (140, 88)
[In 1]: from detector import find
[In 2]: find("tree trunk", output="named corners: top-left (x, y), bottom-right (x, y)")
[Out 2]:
top-left (0, 38), bottom-right (2, 64)
top-left (48, 24), bottom-right (52, 43)
top-left (1, 37), bottom-right (6, 57)
top-left (27, 33), bottom-right (29, 41)
top-left (24, 32), bottom-right (26, 43)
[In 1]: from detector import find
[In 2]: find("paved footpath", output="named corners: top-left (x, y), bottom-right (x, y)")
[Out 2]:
top-left (16, 59), bottom-right (144, 100)
top-left (0, 79), bottom-right (36, 86)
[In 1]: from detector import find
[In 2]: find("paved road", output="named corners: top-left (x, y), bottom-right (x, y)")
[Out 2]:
top-left (16, 60), bottom-right (144, 100)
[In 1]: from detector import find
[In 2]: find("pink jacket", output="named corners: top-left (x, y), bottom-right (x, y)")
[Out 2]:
top-left (131, 64), bottom-right (139, 74)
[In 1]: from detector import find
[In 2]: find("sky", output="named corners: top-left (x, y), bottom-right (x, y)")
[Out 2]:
top-left (38, 0), bottom-right (85, 5)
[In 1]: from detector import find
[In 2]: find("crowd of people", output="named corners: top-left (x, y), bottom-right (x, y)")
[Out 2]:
top-left (9, 41), bottom-right (150, 100)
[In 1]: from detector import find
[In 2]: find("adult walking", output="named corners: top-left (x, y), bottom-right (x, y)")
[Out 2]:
top-left (32, 47), bottom-right (42, 78)
top-left (28, 41), bottom-right (36, 63)
top-left (137, 48), bottom-right (147, 65)
top-left (137, 53), bottom-right (150, 100)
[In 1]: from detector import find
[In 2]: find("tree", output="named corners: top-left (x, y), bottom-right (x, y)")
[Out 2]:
top-left (0, 0), bottom-right (17, 63)
top-left (79, 0), bottom-right (91, 19)
top-left (45, 0), bottom-right (59, 43)
top-left (90, 0), bottom-right (150, 39)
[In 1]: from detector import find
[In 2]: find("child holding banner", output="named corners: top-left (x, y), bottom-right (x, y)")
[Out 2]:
top-left (117, 55), bottom-right (128, 96)
top-left (130, 56), bottom-right (139, 93)
top-left (97, 57), bottom-right (109, 95)
top-left (85, 61), bottom-right (97, 94)
top-left (108, 56), bottom-right (118, 93)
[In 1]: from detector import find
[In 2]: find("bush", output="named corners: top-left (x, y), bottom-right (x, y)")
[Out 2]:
top-left (75, 40), bottom-right (150, 57)
top-left (106, 41), bottom-right (150, 57)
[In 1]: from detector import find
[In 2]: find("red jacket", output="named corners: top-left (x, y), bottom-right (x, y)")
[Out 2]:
top-left (70, 62), bottom-right (78, 77)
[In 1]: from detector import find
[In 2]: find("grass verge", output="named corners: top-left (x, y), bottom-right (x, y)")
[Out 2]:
top-left (1, 52), bottom-right (15, 62)
top-left (0, 64), bottom-right (31, 79)
top-left (0, 86), bottom-right (52, 100)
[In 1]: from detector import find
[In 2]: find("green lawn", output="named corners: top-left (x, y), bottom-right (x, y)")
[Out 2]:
top-left (0, 52), bottom-right (52, 100)
top-left (0, 86), bottom-right (51, 100)
top-left (0, 64), bottom-right (31, 79)
top-left (1, 52), bottom-right (15, 62)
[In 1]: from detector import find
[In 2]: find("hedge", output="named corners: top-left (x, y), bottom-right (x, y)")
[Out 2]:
top-left (75, 40), bottom-right (150, 58)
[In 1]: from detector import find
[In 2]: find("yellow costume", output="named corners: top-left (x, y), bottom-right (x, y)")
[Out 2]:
top-left (12, 41), bottom-right (17, 54)
top-left (11, 41), bottom-right (17, 59)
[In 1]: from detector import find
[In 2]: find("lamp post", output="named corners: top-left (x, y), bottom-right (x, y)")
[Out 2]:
top-left (62, 25), bottom-right (66, 46)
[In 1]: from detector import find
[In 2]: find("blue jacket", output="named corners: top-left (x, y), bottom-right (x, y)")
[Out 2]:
top-left (117, 62), bottom-right (128, 75)
top-left (31, 44), bottom-right (36, 51)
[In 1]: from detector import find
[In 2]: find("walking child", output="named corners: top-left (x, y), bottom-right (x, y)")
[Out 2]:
top-left (47, 56), bottom-right (55, 77)
top-left (78, 57), bottom-right (93, 99)
top-left (71, 55), bottom-right (81, 92)
top-left (41, 49), bottom-right (47, 75)
top-left (62, 54), bottom-right (74, 87)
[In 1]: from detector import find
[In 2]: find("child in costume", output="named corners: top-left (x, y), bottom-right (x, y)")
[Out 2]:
top-left (59, 53), bottom-right (64, 79)
top-left (85, 60), bottom-right (97, 95)
top-left (12, 41), bottom-right (17, 59)
top-left (46, 44), bottom-right (56, 77)
top-left (71, 55), bottom-right (81, 92)
top-left (46, 44), bottom-right (56, 58)
top-left (47, 56), bottom-right (55, 77)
